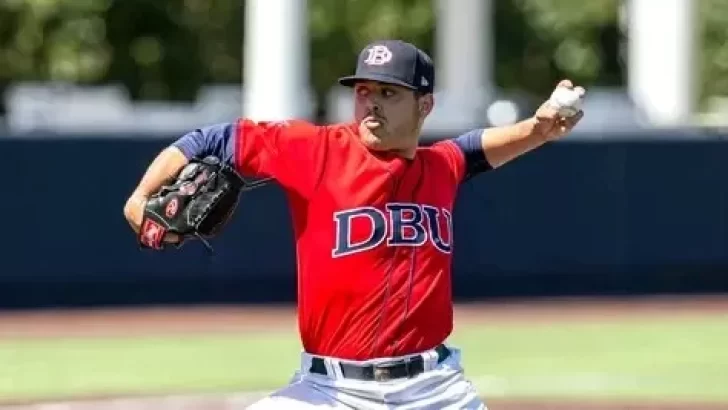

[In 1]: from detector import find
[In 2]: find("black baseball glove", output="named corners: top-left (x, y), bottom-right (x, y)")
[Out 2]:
top-left (137, 156), bottom-right (267, 252)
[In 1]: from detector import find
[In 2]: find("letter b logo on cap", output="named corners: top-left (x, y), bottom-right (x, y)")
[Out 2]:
top-left (364, 45), bottom-right (392, 66)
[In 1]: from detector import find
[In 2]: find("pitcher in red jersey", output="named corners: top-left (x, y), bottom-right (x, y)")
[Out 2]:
top-left (124, 39), bottom-right (585, 409)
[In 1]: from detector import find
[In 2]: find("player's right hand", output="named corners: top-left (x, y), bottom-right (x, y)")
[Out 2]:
top-left (533, 79), bottom-right (585, 142)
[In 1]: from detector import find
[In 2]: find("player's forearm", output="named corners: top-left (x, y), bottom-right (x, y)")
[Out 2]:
top-left (124, 122), bottom-right (237, 232)
top-left (124, 146), bottom-right (189, 231)
top-left (480, 118), bottom-right (544, 168)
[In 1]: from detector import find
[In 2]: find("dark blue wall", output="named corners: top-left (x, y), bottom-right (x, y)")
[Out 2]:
top-left (1, 130), bottom-right (726, 309)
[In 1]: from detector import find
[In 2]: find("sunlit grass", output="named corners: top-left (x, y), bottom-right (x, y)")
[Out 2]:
top-left (1, 315), bottom-right (726, 402)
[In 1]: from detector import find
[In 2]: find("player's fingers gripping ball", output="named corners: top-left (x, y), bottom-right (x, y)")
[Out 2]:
top-left (137, 156), bottom-right (247, 252)
top-left (546, 85), bottom-right (586, 118)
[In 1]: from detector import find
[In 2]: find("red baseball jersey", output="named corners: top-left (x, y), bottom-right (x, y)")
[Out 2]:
top-left (230, 118), bottom-right (485, 360)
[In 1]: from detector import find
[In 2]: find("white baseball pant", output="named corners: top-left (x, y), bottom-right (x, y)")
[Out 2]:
top-left (246, 344), bottom-right (486, 409)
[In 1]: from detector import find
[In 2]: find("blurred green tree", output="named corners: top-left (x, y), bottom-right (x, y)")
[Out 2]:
top-left (0, 0), bottom-right (723, 116)
top-left (494, 0), bottom-right (623, 97)
top-left (0, 0), bottom-right (113, 84)
top-left (700, 0), bottom-right (728, 110)
top-left (0, 0), bottom-right (242, 108)
top-left (104, 0), bottom-right (242, 101)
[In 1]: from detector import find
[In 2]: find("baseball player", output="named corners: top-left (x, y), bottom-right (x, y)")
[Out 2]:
top-left (124, 39), bottom-right (585, 409)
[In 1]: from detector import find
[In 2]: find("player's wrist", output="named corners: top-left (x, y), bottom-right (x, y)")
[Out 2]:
top-left (123, 194), bottom-right (148, 231)
top-left (521, 117), bottom-right (548, 143)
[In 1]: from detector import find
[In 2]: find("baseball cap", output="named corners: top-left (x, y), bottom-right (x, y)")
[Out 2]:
top-left (338, 40), bottom-right (435, 94)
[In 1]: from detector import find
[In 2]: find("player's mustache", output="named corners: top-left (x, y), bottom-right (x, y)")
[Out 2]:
top-left (364, 111), bottom-right (385, 122)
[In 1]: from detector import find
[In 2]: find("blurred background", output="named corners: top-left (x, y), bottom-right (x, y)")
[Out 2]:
top-left (2, 0), bottom-right (728, 134)
top-left (0, 0), bottom-right (727, 408)
top-left (0, 0), bottom-right (725, 306)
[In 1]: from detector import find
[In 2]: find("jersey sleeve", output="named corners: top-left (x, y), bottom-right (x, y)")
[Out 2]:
top-left (233, 118), bottom-right (328, 199)
top-left (171, 122), bottom-right (236, 164)
top-left (430, 128), bottom-right (493, 184)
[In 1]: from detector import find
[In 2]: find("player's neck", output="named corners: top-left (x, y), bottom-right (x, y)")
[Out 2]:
top-left (391, 146), bottom-right (417, 160)
top-left (389, 129), bottom-right (420, 160)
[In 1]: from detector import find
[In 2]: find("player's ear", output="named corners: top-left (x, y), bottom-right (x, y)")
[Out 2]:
top-left (418, 93), bottom-right (434, 117)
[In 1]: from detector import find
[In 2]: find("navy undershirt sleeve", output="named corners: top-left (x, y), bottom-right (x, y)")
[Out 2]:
top-left (171, 122), bottom-right (236, 167)
top-left (451, 128), bottom-right (492, 180)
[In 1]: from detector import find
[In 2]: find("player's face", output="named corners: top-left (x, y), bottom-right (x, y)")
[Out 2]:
top-left (353, 81), bottom-right (432, 156)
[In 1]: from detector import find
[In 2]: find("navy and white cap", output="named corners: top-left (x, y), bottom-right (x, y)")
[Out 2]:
top-left (338, 40), bottom-right (435, 94)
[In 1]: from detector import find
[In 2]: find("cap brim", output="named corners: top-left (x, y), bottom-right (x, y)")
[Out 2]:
top-left (338, 74), bottom-right (416, 90)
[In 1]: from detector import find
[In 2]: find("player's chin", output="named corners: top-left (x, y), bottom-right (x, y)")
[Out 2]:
top-left (359, 129), bottom-right (388, 150)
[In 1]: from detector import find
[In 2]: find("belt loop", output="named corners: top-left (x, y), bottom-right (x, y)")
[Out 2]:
top-left (324, 357), bottom-right (343, 380)
top-left (301, 351), bottom-right (312, 375)
top-left (424, 348), bottom-right (438, 371)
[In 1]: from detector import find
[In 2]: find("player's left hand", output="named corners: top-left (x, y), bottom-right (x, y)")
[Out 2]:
top-left (532, 79), bottom-right (586, 142)
top-left (137, 156), bottom-right (246, 253)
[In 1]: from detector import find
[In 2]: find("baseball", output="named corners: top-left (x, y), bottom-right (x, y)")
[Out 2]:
top-left (547, 86), bottom-right (585, 117)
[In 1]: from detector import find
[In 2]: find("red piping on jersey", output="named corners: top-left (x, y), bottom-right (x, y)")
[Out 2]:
top-left (369, 160), bottom-right (406, 356)
top-left (370, 154), bottom-right (426, 354)
top-left (372, 162), bottom-right (401, 356)
top-left (392, 157), bottom-right (425, 345)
